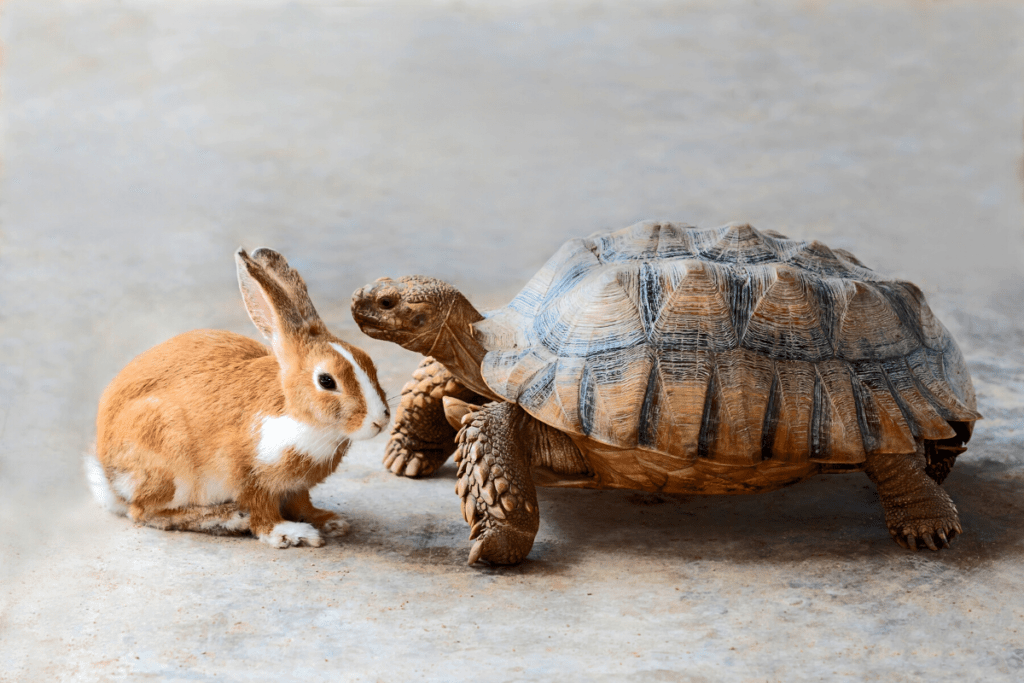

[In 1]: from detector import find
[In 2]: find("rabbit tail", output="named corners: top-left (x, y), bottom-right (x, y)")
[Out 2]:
top-left (84, 450), bottom-right (128, 516)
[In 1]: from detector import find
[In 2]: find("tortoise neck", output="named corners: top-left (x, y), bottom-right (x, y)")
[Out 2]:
top-left (423, 294), bottom-right (498, 400)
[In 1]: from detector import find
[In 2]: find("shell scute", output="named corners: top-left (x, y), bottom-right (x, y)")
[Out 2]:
top-left (836, 282), bottom-right (921, 360)
top-left (878, 358), bottom-right (956, 440)
top-left (790, 240), bottom-right (872, 279)
top-left (480, 347), bottom-right (548, 401)
top-left (701, 348), bottom-right (776, 466)
top-left (642, 348), bottom-right (714, 459)
top-left (700, 223), bottom-right (780, 264)
top-left (718, 264), bottom-right (778, 343)
top-left (811, 361), bottom-right (867, 463)
top-left (577, 346), bottom-right (656, 448)
top-left (850, 361), bottom-right (918, 454)
top-left (739, 267), bottom-right (834, 361)
top-left (649, 261), bottom-right (737, 353)
top-left (905, 347), bottom-right (981, 422)
top-left (767, 360), bottom-right (816, 463)
top-left (506, 238), bottom-right (598, 317)
top-left (533, 265), bottom-right (647, 357)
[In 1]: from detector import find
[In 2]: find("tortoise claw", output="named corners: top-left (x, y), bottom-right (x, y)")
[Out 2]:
top-left (404, 457), bottom-right (421, 477)
top-left (891, 523), bottom-right (960, 552)
top-left (468, 539), bottom-right (485, 565)
top-left (465, 526), bottom-right (536, 566)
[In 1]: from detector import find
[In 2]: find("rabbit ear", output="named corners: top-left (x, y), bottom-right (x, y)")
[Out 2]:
top-left (235, 248), bottom-right (308, 346)
top-left (249, 248), bottom-right (322, 325)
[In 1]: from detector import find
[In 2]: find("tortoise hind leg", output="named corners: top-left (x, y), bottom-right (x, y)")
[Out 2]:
top-left (865, 442), bottom-right (962, 551)
top-left (924, 421), bottom-right (972, 485)
top-left (924, 442), bottom-right (963, 485)
top-left (448, 401), bottom-right (539, 565)
top-left (384, 357), bottom-right (483, 477)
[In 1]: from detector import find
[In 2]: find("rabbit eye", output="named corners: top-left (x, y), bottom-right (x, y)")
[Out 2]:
top-left (317, 373), bottom-right (337, 391)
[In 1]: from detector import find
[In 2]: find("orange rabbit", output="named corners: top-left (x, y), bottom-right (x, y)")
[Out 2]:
top-left (86, 247), bottom-right (389, 548)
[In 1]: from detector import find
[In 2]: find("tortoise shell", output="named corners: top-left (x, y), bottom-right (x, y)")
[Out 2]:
top-left (472, 221), bottom-right (980, 467)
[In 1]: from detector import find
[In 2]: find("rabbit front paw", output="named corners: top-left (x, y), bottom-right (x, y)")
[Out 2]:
top-left (260, 521), bottom-right (325, 548)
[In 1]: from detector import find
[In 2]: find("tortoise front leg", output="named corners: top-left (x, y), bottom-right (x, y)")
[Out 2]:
top-left (865, 443), bottom-right (962, 551)
top-left (384, 357), bottom-right (482, 477)
top-left (450, 401), bottom-right (540, 565)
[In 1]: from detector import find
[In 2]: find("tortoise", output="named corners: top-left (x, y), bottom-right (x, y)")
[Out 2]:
top-left (351, 221), bottom-right (980, 565)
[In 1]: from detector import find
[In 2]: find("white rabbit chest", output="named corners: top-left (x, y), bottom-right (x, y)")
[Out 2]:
top-left (255, 415), bottom-right (349, 465)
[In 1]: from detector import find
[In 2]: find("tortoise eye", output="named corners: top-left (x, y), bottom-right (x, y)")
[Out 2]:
top-left (379, 296), bottom-right (395, 309)
top-left (318, 373), bottom-right (337, 390)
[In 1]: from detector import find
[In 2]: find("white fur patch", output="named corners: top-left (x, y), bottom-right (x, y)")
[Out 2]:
top-left (198, 476), bottom-right (237, 505)
top-left (312, 364), bottom-right (331, 391)
top-left (330, 342), bottom-right (389, 440)
top-left (256, 415), bottom-right (348, 465)
top-left (169, 477), bottom-right (191, 508)
top-left (84, 454), bottom-right (127, 515)
top-left (260, 521), bottom-right (324, 548)
top-left (111, 471), bottom-right (137, 502)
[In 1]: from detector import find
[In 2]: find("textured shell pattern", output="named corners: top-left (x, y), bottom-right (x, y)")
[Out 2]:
top-left (473, 221), bottom-right (980, 467)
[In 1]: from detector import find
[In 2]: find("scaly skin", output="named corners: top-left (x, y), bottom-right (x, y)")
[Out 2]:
top-left (865, 443), bottom-right (962, 551)
top-left (384, 357), bottom-right (483, 477)
top-left (454, 402), bottom-right (540, 565)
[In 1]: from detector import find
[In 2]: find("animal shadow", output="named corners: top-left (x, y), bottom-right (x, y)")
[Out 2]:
top-left (534, 456), bottom-right (1024, 569)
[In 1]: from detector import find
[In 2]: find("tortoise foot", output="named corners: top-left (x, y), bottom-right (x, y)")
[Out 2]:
top-left (383, 437), bottom-right (447, 477)
top-left (867, 446), bottom-right (962, 552)
top-left (381, 357), bottom-right (482, 478)
top-left (888, 509), bottom-right (962, 551)
top-left (468, 526), bottom-right (536, 566)
top-left (452, 401), bottom-right (540, 566)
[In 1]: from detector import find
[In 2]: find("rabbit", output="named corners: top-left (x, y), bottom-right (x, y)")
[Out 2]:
top-left (85, 247), bottom-right (390, 548)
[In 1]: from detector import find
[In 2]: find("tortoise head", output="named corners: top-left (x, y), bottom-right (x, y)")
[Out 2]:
top-left (351, 276), bottom-right (482, 356)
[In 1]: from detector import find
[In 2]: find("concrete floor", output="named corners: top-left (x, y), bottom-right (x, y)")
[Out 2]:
top-left (3, 1), bottom-right (1024, 680)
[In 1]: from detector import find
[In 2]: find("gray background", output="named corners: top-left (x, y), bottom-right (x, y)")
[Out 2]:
top-left (2, 1), bottom-right (1023, 681)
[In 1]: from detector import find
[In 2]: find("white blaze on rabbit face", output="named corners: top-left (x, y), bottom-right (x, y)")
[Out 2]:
top-left (253, 339), bottom-right (387, 464)
top-left (329, 342), bottom-right (389, 440)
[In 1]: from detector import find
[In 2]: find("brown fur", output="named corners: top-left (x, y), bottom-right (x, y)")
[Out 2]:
top-left (93, 248), bottom-right (388, 547)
